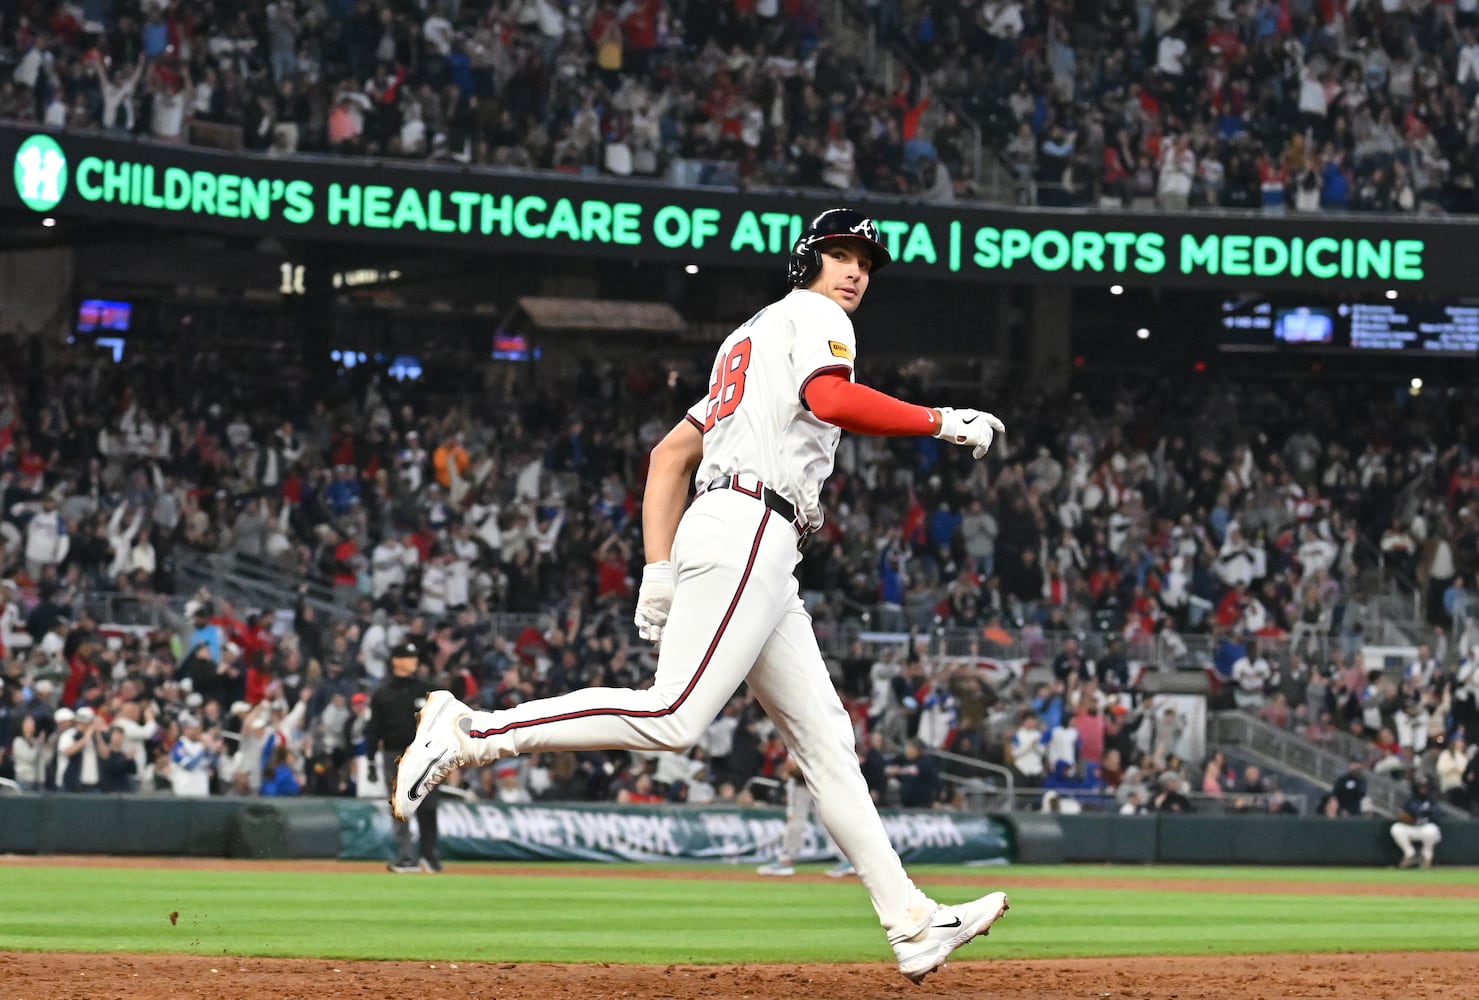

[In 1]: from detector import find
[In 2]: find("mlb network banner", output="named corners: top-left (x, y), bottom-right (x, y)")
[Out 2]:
top-left (5, 123), bottom-right (1471, 291)
top-left (334, 799), bottom-right (1012, 865)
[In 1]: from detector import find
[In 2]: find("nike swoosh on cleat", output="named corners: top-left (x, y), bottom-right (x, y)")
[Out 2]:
top-left (407, 751), bottom-right (448, 801)
top-left (932, 916), bottom-right (963, 929)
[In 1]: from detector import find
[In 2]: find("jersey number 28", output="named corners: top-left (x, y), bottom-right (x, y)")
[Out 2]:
top-left (704, 338), bottom-right (751, 431)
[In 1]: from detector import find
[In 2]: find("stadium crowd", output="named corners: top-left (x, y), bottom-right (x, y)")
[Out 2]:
top-left (1, 0), bottom-right (964, 200)
top-left (2, 326), bottom-right (1478, 813)
top-left (886, 0), bottom-right (1479, 214)
top-left (5, 0), bottom-right (1479, 211)
top-left (5, 10), bottom-right (1479, 821)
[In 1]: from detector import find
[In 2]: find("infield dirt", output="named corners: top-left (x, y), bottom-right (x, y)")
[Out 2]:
top-left (3, 950), bottom-right (1473, 1000)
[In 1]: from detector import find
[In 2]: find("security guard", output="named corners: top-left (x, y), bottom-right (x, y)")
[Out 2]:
top-left (367, 640), bottom-right (443, 872)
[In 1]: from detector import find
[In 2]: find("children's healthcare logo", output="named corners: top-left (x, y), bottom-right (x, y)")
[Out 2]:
top-left (13, 134), bottom-right (68, 212)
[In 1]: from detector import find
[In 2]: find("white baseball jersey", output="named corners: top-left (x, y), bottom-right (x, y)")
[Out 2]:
top-left (685, 288), bottom-right (856, 524)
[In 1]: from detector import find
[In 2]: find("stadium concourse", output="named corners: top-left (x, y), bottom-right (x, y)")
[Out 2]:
top-left (3, 0), bottom-right (1478, 212)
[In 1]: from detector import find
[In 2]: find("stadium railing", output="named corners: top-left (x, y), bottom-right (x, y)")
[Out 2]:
top-left (926, 747), bottom-right (1016, 813)
top-left (172, 548), bottom-right (341, 620)
top-left (1208, 710), bottom-right (1460, 819)
top-left (1005, 787), bottom-right (1312, 816)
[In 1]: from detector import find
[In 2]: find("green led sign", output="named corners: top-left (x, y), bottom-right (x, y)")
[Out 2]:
top-left (6, 126), bottom-right (1464, 291)
top-left (968, 228), bottom-right (1425, 281)
top-left (13, 134), bottom-right (67, 212)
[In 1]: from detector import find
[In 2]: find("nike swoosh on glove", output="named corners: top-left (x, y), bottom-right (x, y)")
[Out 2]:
top-left (934, 407), bottom-right (1006, 459)
top-left (634, 560), bottom-right (675, 643)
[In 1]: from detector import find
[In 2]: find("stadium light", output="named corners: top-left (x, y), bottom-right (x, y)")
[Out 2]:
top-left (1136, 328), bottom-right (1150, 339)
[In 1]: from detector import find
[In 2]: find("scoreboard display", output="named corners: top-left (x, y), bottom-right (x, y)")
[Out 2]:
top-left (1218, 297), bottom-right (1479, 354)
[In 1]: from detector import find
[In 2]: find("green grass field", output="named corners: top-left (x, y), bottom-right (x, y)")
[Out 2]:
top-left (2, 864), bottom-right (1475, 964)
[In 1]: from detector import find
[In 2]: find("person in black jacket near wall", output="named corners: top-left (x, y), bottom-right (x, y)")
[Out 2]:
top-left (1330, 758), bottom-right (1367, 817)
top-left (367, 640), bottom-right (443, 873)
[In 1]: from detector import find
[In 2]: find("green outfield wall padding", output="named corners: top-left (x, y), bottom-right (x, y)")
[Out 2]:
top-left (1155, 815), bottom-right (1236, 864)
top-left (1055, 814), bottom-right (1158, 863)
top-left (38, 795), bottom-right (122, 853)
top-left (1000, 812), bottom-right (1066, 864)
top-left (228, 803), bottom-right (289, 859)
top-left (1427, 817), bottom-right (1479, 861)
top-left (0, 795), bottom-right (263, 856)
top-left (185, 799), bottom-right (253, 856)
top-left (1154, 815), bottom-right (1403, 866)
top-left (0, 795), bottom-right (42, 852)
top-left (115, 797), bottom-right (190, 854)
top-left (274, 799), bottom-right (343, 858)
top-left (1, 795), bottom-right (1474, 865)
top-left (1061, 814), bottom-right (1479, 866)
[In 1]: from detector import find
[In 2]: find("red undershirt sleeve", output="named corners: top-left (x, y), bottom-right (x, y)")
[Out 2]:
top-left (802, 373), bottom-right (938, 436)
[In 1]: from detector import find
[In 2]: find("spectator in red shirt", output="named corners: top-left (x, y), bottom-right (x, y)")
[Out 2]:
top-left (594, 532), bottom-right (632, 602)
top-left (616, 773), bottom-right (664, 804)
top-left (1214, 583), bottom-right (1249, 630)
top-left (1071, 695), bottom-right (1115, 769)
top-left (1447, 458), bottom-right (1479, 510)
top-left (14, 435), bottom-right (48, 491)
top-left (62, 644), bottom-right (104, 709)
top-left (622, 0), bottom-right (659, 75)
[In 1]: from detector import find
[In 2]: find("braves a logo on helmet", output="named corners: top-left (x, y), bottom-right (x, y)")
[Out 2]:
top-left (809, 209), bottom-right (878, 242)
top-left (789, 208), bottom-right (890, 286)
top-left (798, 211), bottom-right (878, 250)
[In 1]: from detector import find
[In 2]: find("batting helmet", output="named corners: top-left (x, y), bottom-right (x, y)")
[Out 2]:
top-left (786, 208), bottom-right (892, 288)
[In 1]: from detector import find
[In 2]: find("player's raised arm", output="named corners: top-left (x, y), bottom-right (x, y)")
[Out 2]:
top-left (803, 374), bottom-right (1006, 459)
top-left (634, 415), bottom-right (704, 643)
top-left (783, 217), bottom-right (1004, 460)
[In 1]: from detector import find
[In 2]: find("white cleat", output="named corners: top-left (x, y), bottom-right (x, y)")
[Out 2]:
top-left (893, 891), bottom-right (1009, 985)
top-left (756, 862), bottom-right (795, 877)
top-left (390, 691), bottom-right (469, 822)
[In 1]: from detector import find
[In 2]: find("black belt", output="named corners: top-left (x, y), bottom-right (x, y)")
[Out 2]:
top-left (698, 475), bottom-right (813, 540)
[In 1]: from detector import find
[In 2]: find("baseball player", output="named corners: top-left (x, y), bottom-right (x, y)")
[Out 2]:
top-left (756, 756), bottom-right (855, 878)
top-left (392, 208), bottom-right (1009, 982)
top-left (1390, 774), bottom-right (1442, 868)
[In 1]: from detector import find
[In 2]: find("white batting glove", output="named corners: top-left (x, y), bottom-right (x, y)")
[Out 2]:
top-left (634, 560), bottom-right (674, 644)
top-left (934, 407), bottom-right (1006, 459)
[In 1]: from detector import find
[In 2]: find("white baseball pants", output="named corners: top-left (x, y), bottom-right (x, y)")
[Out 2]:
top-left (1390, 821), bottom-right (1441, 861)
top-left (456, 488), bottom-right (932, 942)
